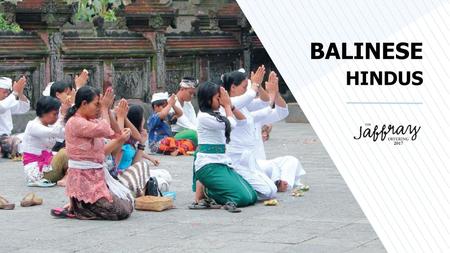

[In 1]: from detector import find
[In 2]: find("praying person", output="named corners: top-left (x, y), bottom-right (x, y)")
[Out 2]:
top-left (22, 96), bottom-right (68, 187)
top-left (220, 67), bottom-right (279, 200)
top-left (41, 70), bottom-right (89, 152)
top-left (190, 81), bottom-right (257, 213)
top-left (224, 68), bottom-right (307, 193)
top-left (0, 76), bottom-right (30, 159)
top-left (172, 77), bottom-right (198, 146)
top-left (116, 104), bottom-right (159, 171)
top-left (252, 71), bottom-right (307, 192)
top-left (63, 86), bottom-right (133, 220)
top-left (43, 81), bottom-right (74, 152)
top-left (147, 92), bottom-right (188, 155)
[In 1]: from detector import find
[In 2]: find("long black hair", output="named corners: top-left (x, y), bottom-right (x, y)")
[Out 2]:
top-left (127, 104), bottom-right (144, 131)
top-left (197, 81), bottom-right (231, 143)
top-left (65, 86), bottom-right (100, 123)
top-left (36, 96), bottom-right (61, 117)
top-left (220, 70), bottom-right (247, 93)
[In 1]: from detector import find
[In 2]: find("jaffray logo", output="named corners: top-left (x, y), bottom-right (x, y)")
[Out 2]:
top-left (354, 123), bottom-right (421, 145)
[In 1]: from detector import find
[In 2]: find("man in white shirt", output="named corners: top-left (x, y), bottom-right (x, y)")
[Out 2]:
top-left (171, 77), bottom-right (198, 146)
top-left (0, 76), bottom-right (30, 158)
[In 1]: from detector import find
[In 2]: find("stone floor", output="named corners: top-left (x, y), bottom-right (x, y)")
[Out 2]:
top-left (0, 122), bottom-right (386, 253)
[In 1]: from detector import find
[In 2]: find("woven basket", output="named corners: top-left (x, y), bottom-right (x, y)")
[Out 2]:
top-left (135, 196), bottom-right (174, 212)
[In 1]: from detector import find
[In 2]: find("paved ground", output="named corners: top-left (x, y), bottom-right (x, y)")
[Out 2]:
top-left (0, 122), bottom-right (386, 253)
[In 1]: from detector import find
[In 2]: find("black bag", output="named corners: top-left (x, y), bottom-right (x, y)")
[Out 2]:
top-left (145, 177), bottom-right (162, 196)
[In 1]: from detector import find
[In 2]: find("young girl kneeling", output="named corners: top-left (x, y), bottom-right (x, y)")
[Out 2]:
top-left (192, 82), bottom-right (257, 213)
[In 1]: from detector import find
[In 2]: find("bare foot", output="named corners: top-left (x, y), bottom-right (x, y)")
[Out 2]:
top-left (170, 150), bottom-right (179, 156)
top-left (57, 176), bottom-right (67, 187)
top-left (63, 202), bottom-right (72, 211)
top-left (277, 180), bottom-right (289, 192)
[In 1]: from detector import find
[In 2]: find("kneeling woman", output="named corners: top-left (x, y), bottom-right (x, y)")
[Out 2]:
top-left (192, 82), bottom-right (257, 212)
top-left (22, 96), bottom-right (67, 187)
top-left (64, 86), bottom-right (133, 220)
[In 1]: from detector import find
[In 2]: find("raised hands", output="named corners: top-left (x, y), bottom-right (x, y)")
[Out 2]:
top-left (74, 69), bottom-right (89, 90)
top-left (100, 87), bottom-right (115, 111)
top-left (168, 94), bottom-right (177, 107)
top-left (219, 86), bottom-right (231, 107)
top-left (265, 71), bottom-right (279, 97)
top-left (12, 76), bottom-right (27, 96)
top-left (60, 90), bottom-right (74, 116)
top-left (250, 65), bottom-right (266, 91)
top-left (114, 98), bottom-right (129, 119)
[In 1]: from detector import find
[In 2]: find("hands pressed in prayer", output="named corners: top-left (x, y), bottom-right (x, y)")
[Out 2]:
top-left (265, 71), bottom-right (287, 108)
top-left (265, 71), bottom-right (279, 95)
top-left (115, 99), bottom-right (129, 119)
top-left (219, 87), bottom-right (231, 107)
top-left (100, 87), bottom-right (115, 111)
top-left (265, 71), bottom-right (280, 103)
top-left (74, 69), bottom-right (89, 90)
top-left (12, 76), bottom-right (27, 97)
top-left (250, 65), bottom-right (266, 91)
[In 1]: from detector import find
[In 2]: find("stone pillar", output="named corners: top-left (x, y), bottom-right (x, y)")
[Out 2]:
top-left (49, 32), bottom-right (63, 82)
top-left (155, 32), bottom-right (167, 89)
top-left (242, 33), bottom-right (252, 71)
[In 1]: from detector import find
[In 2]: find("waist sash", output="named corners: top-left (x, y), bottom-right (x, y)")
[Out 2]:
top-left (197, 144), bottom-right (225, 154)
top-left (68, 159), bottom-right (134, 203)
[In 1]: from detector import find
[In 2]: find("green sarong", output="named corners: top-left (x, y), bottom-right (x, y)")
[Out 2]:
top-left (193, 144), bottom-right (257, 207)
top-left (174, 129), bottom-right (198, 147)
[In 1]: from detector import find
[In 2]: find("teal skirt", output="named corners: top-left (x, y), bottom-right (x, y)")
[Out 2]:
top-left (195, 163), bottom-right (257, 207)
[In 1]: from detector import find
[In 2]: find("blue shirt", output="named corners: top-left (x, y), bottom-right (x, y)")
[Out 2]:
top-left (117, 144), bottom-right (136, 171)
top-left (147, 113), bottom-right (172, 145)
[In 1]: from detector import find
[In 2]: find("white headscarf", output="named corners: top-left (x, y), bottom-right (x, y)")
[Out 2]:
top-left (0, 77), bottom-right (12, 90)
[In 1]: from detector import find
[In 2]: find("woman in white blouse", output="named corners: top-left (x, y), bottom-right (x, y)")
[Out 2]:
top-left (221, 67), bottom-right (307, 199)
top-left (190, 81), bottom-right (257, 213)
top-left (22, 96), bottom-right (68, 187)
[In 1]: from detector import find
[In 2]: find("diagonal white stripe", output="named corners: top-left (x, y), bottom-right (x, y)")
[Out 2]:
top-left (237, 0), bottom-right (450, 252)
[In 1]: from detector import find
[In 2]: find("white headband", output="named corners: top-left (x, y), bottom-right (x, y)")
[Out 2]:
top-left (0, 77), bottom-right (12, 90)
top-left (179, 79), bottom-right (198, 88)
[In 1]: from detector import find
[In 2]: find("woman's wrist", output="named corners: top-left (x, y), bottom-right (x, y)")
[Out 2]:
top-left (137, 143), bottom-right (146, 151)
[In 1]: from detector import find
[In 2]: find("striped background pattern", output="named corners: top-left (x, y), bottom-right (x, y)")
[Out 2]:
top-left (237, 0), bottom-right (450, 252)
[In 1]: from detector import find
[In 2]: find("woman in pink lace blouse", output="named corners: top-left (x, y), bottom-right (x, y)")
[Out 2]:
top-left (63, 86), bottom-right (133, 220)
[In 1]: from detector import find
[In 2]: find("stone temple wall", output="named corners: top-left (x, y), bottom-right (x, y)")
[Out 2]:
top-left (1, 0), bottom-right (304, 133)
